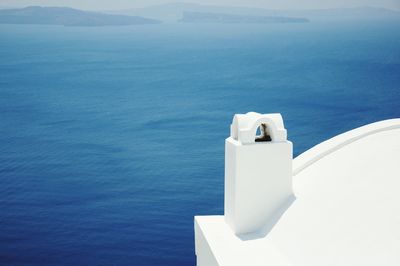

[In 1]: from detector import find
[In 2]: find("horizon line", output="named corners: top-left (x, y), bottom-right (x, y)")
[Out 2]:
top-left (1, 3), bottom-right (399, 13)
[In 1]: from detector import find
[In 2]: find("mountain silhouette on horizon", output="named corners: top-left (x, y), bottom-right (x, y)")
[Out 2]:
top-left (0, 6), bottom-right (161, 26)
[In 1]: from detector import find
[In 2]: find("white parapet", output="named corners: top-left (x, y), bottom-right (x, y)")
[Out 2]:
top-left (195, 118), bottom-right (400, 266)
top-left (225, 112), bottom-right (293, 235)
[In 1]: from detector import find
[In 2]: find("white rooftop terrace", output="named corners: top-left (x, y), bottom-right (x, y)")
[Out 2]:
top-left (195, 116), bottom-right (400, 266)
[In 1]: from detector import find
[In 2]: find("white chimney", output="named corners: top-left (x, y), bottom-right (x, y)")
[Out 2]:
top-left (224, 112), bottom-right (293, 235)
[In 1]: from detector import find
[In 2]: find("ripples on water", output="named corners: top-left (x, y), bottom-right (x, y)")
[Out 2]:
top-left (0, 22), bottom-right (399, 265)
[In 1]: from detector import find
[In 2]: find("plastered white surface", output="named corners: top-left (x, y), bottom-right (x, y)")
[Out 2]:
top-left (195, 118), bottom-right (400, 266)
top-left (225, 113), bottom-right (293, 235)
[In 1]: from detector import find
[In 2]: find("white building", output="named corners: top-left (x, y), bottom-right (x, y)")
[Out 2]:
top-left (194, 112), bottom-right (400, 266)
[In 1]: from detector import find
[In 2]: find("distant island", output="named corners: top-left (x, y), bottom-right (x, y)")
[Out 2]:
top-left (0, 6), bottom-right (161, 26)
top-left (180, 11), bottom-right (309, 24)
top-left (111, 3), bottom-right (400, 23)
top-left (1, 4), bottom-right (399, 26)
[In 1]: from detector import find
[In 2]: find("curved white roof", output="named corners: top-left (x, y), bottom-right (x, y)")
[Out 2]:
top-left (195, 119), bottom-right (400, 266)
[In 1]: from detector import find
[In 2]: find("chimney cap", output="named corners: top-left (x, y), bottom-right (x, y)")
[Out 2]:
top-left (230, 112), bottom-right (287, 144)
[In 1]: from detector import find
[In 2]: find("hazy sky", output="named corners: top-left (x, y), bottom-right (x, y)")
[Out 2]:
top-left (0, 0), bottom-right (399, 11)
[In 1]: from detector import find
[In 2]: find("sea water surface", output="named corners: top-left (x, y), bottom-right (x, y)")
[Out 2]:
top-left (0, 21), bottom-right (399, 265)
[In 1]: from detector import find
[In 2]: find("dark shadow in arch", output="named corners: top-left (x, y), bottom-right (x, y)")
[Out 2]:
top-left (255, 123), bottom-right (272, 142)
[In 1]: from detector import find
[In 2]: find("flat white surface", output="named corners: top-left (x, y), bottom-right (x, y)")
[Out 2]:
top-left (196, 119), bottom-right (400, 266)
top-left (224, 137), bottom-right (293, 235)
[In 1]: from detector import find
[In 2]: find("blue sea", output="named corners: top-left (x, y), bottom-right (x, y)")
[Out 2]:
top-left (0, 21), bottom-right (399, 265)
